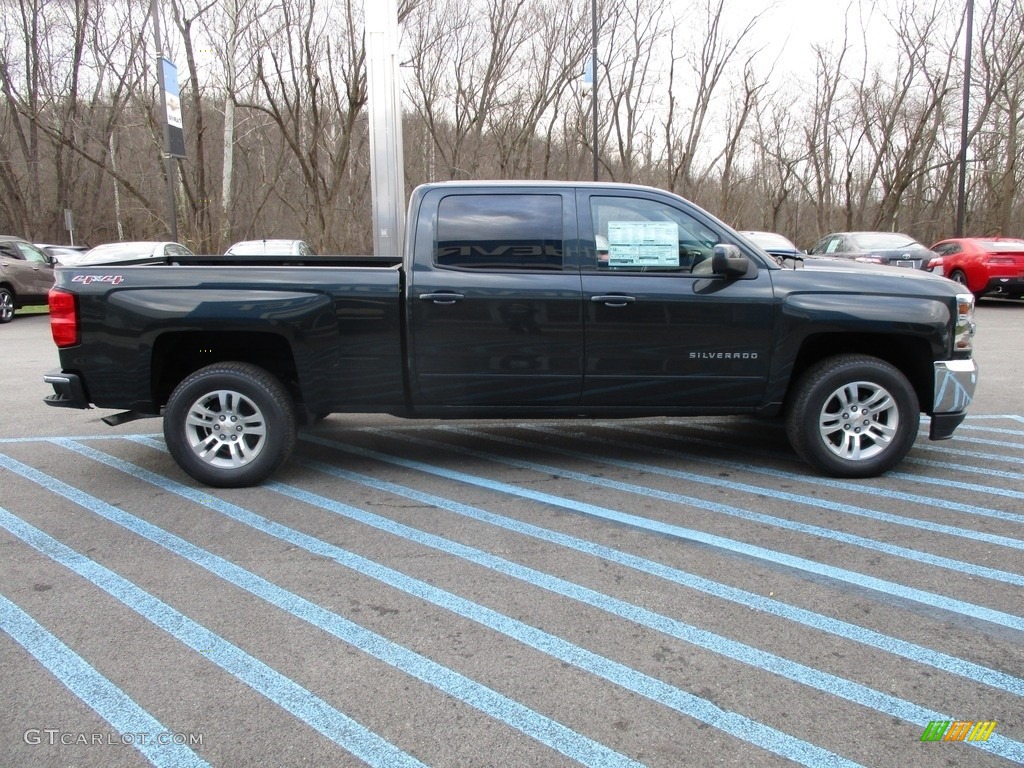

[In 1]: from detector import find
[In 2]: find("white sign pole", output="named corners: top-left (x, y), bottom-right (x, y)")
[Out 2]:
top-left (365, 0), bottom-right (406, 258)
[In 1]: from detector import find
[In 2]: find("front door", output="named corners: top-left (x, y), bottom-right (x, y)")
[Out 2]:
top-left (579, 190), bottom-right (776, 407)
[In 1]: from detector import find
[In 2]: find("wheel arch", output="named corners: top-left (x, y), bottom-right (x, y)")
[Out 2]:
top-left (784, 333), bottom-right (933, 415)
top-left (152, 330), bottom-right (301, 411)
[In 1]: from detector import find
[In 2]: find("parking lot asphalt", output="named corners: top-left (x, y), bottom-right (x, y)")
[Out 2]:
top-left (1, 303), bottom-right (1022, 767)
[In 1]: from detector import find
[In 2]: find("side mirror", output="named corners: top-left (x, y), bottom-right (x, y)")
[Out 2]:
top-left (712, 244), bottom-right (751, 278)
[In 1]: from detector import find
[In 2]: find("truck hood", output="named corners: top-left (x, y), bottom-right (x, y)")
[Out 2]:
top-left (773, 255), bottom-right (965, 298)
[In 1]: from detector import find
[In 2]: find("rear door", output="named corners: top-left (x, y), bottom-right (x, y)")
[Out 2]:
top-left (408, 186), bottom-right (584, 406)
top-left (578, 188), bottom-right (777, 407)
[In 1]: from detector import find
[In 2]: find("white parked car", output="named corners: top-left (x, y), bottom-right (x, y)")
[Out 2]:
top-left (225, 239), bottom-right (316, 257)
top-left (75, 241), bottom-right (195, 266)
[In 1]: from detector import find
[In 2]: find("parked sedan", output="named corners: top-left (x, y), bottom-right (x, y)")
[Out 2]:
top-left (808, 231), bottom-right (935, 270)
top-left (738, 230), bottom-right (803, 259)
top-left (0, 236), bottom-right (55, 323)
top-left (226, 239), bottom-right (316, 257)
top-left (76, 241), bottom-right (195, 266)
top-left (928, 237), bottom-right (1024, 299)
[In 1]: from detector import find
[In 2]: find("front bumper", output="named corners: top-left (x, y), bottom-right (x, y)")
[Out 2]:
top-left (929, 359), bottom-right (978, 440)
top-left (43, 370), bottom-right (91, 409)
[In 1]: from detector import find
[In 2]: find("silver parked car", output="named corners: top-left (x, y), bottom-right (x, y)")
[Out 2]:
top-left (0, 236), bottom-right (55, 323)
top-left (76, 241), bottom-right (195, 266)
top-left (738, 230), bottom-right (803, 259)
top-left (225, 239), bottom-right (316, 257)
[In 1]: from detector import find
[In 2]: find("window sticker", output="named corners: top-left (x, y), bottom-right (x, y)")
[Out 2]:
top-left (607, 221), bottom-right (679, 267)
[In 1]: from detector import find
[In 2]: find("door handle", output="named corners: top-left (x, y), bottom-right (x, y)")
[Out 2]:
top-left (590, 294), bottom-right (636, 307)
top-left (419, 292), bottom-right (465, 305)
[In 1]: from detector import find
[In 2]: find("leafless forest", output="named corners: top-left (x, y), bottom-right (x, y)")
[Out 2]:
top-left (1, 0), bottom-right (1022, 253)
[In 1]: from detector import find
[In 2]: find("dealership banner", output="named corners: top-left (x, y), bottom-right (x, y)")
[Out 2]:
top-left (160, 58), bottom-right (186, 158)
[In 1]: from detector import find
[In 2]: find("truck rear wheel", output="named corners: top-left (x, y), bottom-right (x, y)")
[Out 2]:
top-left (164, 362), bottom-right (297, 487)
top-left (786, 354), bottom-right (919, 478)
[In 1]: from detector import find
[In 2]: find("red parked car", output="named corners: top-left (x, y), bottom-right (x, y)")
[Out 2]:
top-left (929, 237), bottom-right (1024, 299)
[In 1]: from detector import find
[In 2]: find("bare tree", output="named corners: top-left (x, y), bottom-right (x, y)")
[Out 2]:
top-left (662, 0), bottom-right (765, 199)
top-left (969, 0), bottom-right (1024, 235)
top-left (239, 0), bottom-right (368, 250)
top-left (600, 0), bottom-right (668, 182)
top-left (405, 0), bottom-right (534, 178)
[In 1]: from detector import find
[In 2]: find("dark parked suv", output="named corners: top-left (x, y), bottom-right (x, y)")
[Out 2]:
top-left (0, 236), bottom-right (55, 323)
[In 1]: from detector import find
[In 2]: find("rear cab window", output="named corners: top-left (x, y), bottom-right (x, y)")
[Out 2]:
top-left (434, 194), bottom-right (564, 271)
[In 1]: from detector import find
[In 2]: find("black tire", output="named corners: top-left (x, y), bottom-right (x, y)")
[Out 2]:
top-left (786, 354), bottom-right (919, 478)
top-left (948, 269), bottom-right (980, 299)
top-left (163, 362), bottom-right (297, 487)
top-left (0, 287), bottom-right (15, 323)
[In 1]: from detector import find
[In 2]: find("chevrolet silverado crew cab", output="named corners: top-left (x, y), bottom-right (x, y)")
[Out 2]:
top-left (44, 181), bottom-right (978, 487)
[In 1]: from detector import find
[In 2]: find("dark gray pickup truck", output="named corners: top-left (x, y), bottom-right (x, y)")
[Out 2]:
top-left (44, 181), bottom-right (978, 487)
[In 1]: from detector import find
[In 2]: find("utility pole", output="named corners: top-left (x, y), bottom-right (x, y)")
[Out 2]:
top-left (955, 0), bottom-right (974, 237)
top-left (591, 0), bottom-right (599, 182)
top-left (151, 0), bottom-right (179, 243)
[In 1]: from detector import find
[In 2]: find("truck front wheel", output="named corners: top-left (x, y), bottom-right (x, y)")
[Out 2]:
top-left (786, 355), bottom-right (919, 478)
top-left (164, 362), bottom-right (297, 487)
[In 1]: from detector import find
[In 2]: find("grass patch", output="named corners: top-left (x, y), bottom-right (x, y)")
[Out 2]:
top-left (19, 305), bottom-right (50, 315)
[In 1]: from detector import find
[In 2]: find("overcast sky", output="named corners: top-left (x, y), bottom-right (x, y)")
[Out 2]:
top-left (748, 0), bottom-right (895, 74)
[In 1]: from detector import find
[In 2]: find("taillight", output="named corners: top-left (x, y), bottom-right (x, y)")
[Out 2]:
top-left (49, 288), bottom-right (79, 347)
top-left (926, 256), bottom-right (944, 274)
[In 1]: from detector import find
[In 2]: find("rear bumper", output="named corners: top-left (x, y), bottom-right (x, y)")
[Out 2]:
top-left (43, 370), bottom-right (91, 409)
top-left (982, 275), bottom-right (1024, 295)
top-left (929, 359), bottom-right (978, 440)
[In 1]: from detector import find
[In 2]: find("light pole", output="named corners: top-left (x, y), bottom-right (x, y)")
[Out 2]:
top-left (151, 0), bottom-right (178, 243)
top-left (955, 0), bottom-right (974, 237)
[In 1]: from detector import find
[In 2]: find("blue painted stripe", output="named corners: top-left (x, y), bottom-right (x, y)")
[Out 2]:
top-left (129, 434), bottom-right (1024, 697)
top-left (915, 442), bottom-right (1024, 466)
top-left (272, 462), bottom-right (1024, 763)
top-left (0, 494), bottom-right (426, 768)
top-left (299, 433), bottom-right (1024, 633)
top-left (4, 447), bottom-right (640, 768)
top-left (957, 423), bottom-right (1024, 436)
top-left (445, 425), bottom-right (1024, 556)
top-left (0, 433), bottom-right (161, 444)
top-left (609, 424), bottom-right (1024, 525)
top-left (962, 414), bottom-right (1024, 424)
top-left (0, 591), bottom-right (210, 768)
top-left (359, 426), bottom-right (1024, 588)
top-left (906, 457), bottom-right (1024, 479)
top-left (54, 440), bottom-right (862, 768)
top-left (291, 455), bottom-right (1024, 698)
top-left (889, 471), bottom-right (1024, 500)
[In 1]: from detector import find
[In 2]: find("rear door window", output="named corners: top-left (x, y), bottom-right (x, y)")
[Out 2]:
top-left (435, 194), bottom-right (563, 270)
